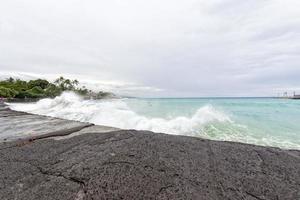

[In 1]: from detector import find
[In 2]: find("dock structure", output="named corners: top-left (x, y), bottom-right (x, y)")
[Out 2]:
top-left (0, 103), bottom-right (300, 199)
top-left (290, 94), bottom-right (300, 99)
top-left (279, 91), bottom-right (300, 99)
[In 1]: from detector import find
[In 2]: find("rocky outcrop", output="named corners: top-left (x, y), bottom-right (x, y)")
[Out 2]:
top-left (0, 103), bottom-right (299, 199)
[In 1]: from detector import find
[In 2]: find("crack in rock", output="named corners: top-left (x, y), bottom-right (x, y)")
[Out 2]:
top-left (246, 191), bottom-right (266, 200)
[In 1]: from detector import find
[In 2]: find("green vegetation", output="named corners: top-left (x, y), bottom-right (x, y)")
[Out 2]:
top-left (0, 76), bottom-right (112, 99)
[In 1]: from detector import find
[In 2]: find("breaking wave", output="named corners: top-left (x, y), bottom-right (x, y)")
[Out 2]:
top-left (8, 92), bottom-right (300, 149)
top-left (8, 92), bottom-right (231, 133)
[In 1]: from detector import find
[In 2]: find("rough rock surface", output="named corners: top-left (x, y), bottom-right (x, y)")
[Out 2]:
top-left (0, 103), bottom-right (300, 199)
top-left (1, 130), bottom-right (300, 199)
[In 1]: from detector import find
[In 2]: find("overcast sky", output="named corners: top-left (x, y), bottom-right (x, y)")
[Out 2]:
top-left (1, 0), bottom-right (300, 97)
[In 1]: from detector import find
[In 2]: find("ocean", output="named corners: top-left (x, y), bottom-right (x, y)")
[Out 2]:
top-left (8, 92), bottom-right (300, 149)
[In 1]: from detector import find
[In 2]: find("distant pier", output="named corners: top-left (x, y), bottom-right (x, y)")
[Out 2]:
top-left (290, 94), bottom-right (300, 99)
top-left (278, 92), bottom-right (300, 100)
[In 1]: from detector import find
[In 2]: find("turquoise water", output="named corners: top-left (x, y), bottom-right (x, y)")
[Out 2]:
top-left (124, 97), bottom-right (300, 149)
top-left (9, 93), bottom-right (300, 149)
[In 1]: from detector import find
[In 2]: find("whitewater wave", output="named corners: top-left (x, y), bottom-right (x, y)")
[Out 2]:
top-left (8, 92), bottom-right (230, 133)
top-left (8, 92), bottom-right (300, 149)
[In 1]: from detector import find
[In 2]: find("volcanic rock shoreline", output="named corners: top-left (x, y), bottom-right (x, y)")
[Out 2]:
top-left (0, 103), bottom-right (299, 199)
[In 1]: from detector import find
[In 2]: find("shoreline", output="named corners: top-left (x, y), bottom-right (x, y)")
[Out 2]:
top-left (0, 102), bottom-right (300, 199)
top-left (6, 96), bottom-right (300, 150)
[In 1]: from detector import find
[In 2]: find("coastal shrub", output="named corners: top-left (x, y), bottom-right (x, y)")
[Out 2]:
top-left (54, 76), bottom-right (77, 91)
top-left (15, 91), bottom-right (30, 99)
top-left (25, 86), bottom-right (46, 98)
top-left (0, 78), bottom-right (29, 93)
top-left (75, 88), bottom-right (89, 96)
top-left (14, 79), bottom-right (29, 91)
top-left (28, 79), bottom-right (49, 89)
top-left (45, 83), bottom-right (62, 97)
top-left (96, 91), bottom-right (113, 99)
top-left (0, 86), bottom-right (18, 98)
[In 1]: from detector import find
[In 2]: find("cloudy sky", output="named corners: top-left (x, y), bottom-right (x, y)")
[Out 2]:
top-left (0, 0), bottom-right (300, 97)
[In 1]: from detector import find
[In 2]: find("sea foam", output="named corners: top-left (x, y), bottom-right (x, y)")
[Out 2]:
top-left (8, 92), bottom-right (229, 133)
top-left (8, 92), bottom-right (300, 149)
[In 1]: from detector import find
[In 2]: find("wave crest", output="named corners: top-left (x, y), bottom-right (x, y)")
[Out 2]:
top-left (8, 92), bottom-right (231, 135)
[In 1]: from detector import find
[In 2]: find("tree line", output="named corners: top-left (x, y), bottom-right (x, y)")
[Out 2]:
top-left (0, 76), bottom-right (113, 99)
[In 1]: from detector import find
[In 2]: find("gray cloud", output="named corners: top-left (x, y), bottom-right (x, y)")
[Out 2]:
top-left (0, 0), bottom-right (300, 97)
